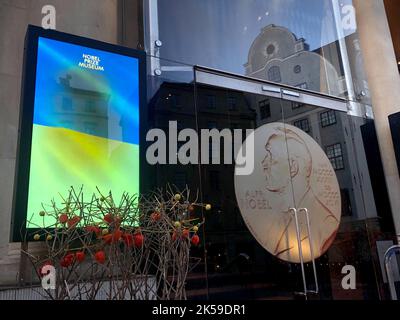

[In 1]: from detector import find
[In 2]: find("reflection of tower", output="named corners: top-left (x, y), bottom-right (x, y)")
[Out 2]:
top-left (245, 24), bottom-right (345, 96)
top-left (53, 74), bottom-right (109, 138)
top-left (245, 25), bottom-right (378, 221)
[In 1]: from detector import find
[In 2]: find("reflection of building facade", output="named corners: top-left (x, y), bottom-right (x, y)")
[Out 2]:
top-left (55, 74), bottom-right (109, 137)
top-left (246, 25), bottom-right (378, 224)
top-left (147, 82), bottom-right (258, 285)
top-left (146, 81), bottom-right (256, 195)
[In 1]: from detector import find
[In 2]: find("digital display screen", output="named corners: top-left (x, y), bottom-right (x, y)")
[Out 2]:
top-left (26, 37), bottom-right (140, 228)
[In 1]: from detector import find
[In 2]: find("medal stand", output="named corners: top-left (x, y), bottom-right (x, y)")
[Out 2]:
top-left (290, 208), bottom-right (319, 300)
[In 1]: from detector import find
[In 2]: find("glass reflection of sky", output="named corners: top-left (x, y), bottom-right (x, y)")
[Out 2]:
top-left (158, 0), bottom-right (356, 74)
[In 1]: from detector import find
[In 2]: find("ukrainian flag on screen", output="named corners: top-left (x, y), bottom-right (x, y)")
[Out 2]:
top-left (27, 37), bottom-right (140, 228)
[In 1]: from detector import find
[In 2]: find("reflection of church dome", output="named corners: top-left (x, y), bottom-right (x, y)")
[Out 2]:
top-left (245, 24), bottom-right (309, 73)
top-left (245, 24), bottom-right (344, 96)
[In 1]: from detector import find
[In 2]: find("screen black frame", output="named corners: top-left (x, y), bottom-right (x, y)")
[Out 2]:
top-left (11, 25), bottom-right (146, 242)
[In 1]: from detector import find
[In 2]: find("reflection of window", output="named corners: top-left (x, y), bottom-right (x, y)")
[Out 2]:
top-left (170, 94), bottom-right (181, 108)
top-left (326, 143), bottom-right (344, 170)
top-left (267, 66), bottom-right (281, 83)
top-left (293, 118), bottom-right (310, 133)
top-left (209, 170), bottom-right (220, 191)
top-left (84, 122), bottom-right (97, 135)
top-left (227, 97), bottom-right (237, 110)
top-left (173, 172), bottom-right (186, 190)
top-left (62, 97), bottom-right (73, 111)
top-left (341, 188), bottom-right (352, 216)
top-left (206, 95), bottom-right (216, 109)
top-left (259, 99), bottom-right (271, 120)
top-left (85, 100), bottom-right (96, 113)
top-left (266, 44), bottom-right (275, 55)
top-left (320, 110), bottom-right (337, 127)
top-left (292, 102), bottom-right (304, 109)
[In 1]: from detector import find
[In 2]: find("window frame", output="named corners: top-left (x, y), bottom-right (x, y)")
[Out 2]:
top-left (293, 117), bottom-right (311, 133)
top-left (326, 143), bottom-right (345, 170)
top-left (267, 66), bottom-right (282, 83)
top-left (206, 94), bottom-right (217, 109)
top-left (320, 110), bottom-right (337, 127)
top-left (259, 99), bottom-right (271, 120)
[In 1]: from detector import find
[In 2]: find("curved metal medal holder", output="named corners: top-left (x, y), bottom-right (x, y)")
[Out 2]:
top-left (289, 208), bottom-right (319, 300)
top-left (384, 244), bottom-right (400, 300)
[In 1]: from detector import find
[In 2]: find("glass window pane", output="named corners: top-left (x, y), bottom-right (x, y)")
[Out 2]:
top-left (155, 0), bottom-right (371, 101)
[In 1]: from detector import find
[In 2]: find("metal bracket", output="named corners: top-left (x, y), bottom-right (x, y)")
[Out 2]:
top-left (282, 89), bottom-right (300, 98)
top-left (262, 85), bottom-right (281, 94)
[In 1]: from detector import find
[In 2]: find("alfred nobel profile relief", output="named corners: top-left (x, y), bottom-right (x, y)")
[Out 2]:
top-left (234, 123), bottom-right (341, 263)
